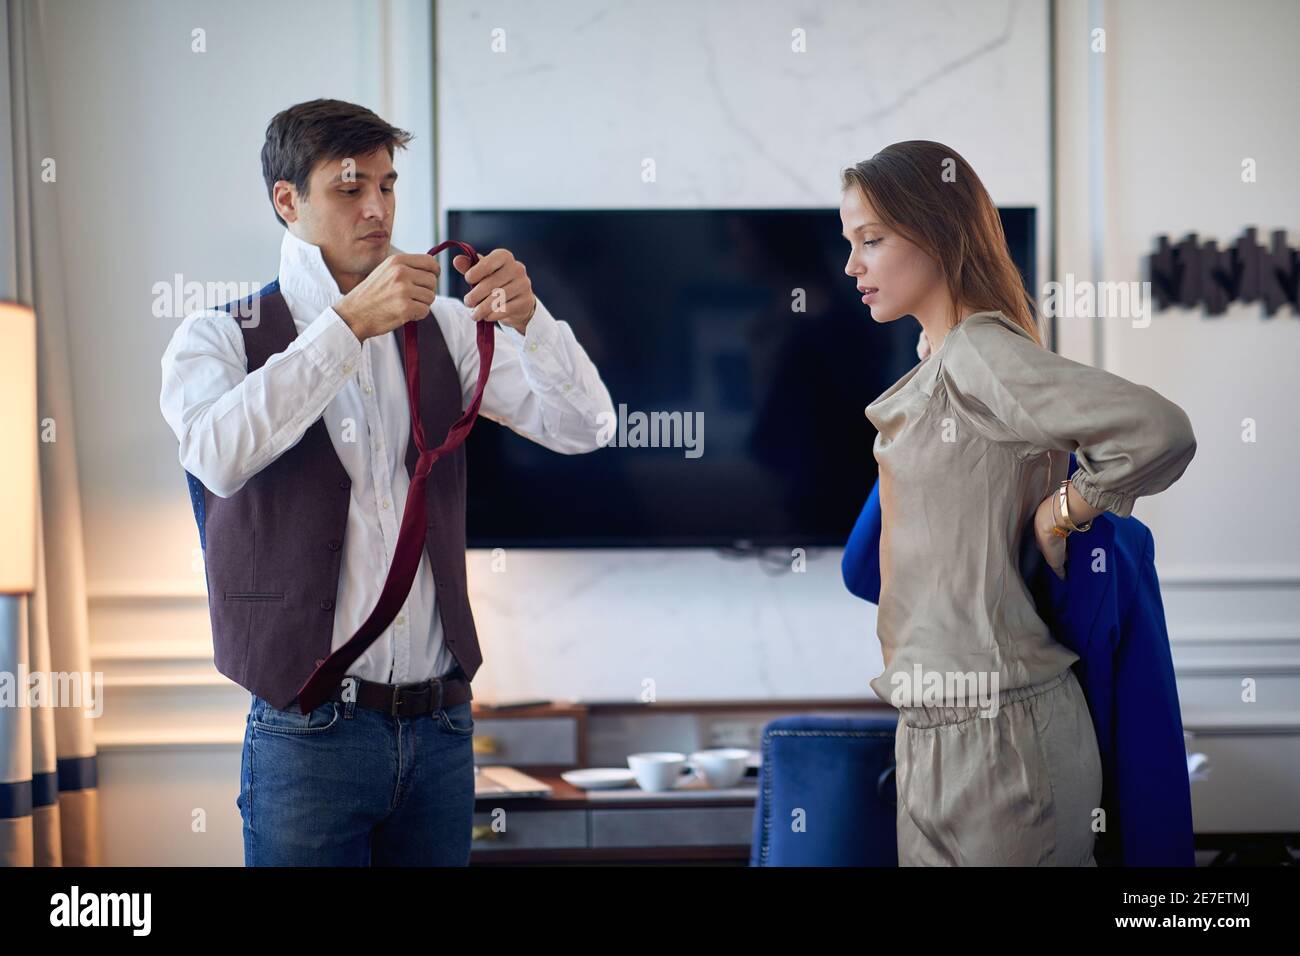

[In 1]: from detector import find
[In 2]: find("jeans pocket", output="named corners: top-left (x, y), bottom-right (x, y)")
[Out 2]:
top-left (437, 701), bottom-right (475, 736)
top-left (251, 695), bottom-right (341, 737)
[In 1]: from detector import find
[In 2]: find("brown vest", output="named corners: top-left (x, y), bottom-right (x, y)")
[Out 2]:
top-left (184, 281), bottom-right (481, 708)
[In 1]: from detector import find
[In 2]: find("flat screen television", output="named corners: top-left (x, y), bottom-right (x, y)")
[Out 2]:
top-left (444, 208), bottom-right (1036, 548)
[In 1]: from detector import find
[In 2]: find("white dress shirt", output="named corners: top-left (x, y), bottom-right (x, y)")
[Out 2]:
top-left (161, 229), bottom-right (614, 685)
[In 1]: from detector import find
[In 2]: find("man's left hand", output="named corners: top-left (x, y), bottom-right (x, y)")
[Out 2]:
top-left (452, 248), bottom-right (537, 334)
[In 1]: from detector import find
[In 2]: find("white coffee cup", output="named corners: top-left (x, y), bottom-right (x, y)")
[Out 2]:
top-left (688, 748), bottom-right (750, 789)
top-left (627, 751), bottom-right (687, 792)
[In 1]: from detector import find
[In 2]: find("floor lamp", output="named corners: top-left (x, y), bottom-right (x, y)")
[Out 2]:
top-left (0, 302), bottom-right (37, 634)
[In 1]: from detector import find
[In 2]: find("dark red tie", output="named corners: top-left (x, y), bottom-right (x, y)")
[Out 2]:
top-left (294, 240), bottom-right (493, 713)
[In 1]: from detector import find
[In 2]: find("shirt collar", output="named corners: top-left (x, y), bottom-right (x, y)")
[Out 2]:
top-left (277, 228), bottom-right (345, 329)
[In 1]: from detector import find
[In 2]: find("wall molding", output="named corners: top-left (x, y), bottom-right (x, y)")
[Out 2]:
top-left (86, 568), bottom-right (1300, 751)
top-left (1172, 625), bottom-right (1298, 643)
top-left (87, 564), bottom-right (1300, 606)
top-left (92, 639), bottom-right (213, 661)
top-left (88, 584), bottom-right (208, 605)
top-left (95, 730), bottom-right (244, 751)
top-left (1156, 569), bottom-right (1300, 588)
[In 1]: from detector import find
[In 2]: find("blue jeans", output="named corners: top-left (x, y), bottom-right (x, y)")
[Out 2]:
top-left (236, 691), bottom-right (476, 866)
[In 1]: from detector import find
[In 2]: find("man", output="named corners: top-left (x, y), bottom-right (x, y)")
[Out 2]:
top-left (159, 98), bottom-right (613, 866)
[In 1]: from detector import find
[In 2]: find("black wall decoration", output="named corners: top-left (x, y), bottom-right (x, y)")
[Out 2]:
top-left (1147, 228), bottom-right (1300, 315)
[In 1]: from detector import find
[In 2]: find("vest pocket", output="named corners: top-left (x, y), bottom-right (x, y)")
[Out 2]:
top-left (224, 591), bottom-right (285, 602)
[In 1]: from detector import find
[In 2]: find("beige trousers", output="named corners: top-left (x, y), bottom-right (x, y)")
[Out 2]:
top-left (894, 668), bottom-right (1103, 866)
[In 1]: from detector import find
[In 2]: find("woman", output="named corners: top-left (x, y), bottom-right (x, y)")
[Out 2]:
top-left (840, 141), bottom-right (1197, 866)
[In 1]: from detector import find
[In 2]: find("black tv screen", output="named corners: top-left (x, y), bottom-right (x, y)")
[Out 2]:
top-left (444, 208), bottom-right (1036, 548)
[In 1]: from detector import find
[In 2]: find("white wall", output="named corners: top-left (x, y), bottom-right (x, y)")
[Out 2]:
top-left (441, 0), bottom-right (1054, 704)
top-left (445, 1), bottom-right (1300, 837)
top-left (38, 0), bottom-right (437, 865)
top-left (1052, 0), bottom-right (1300, 835)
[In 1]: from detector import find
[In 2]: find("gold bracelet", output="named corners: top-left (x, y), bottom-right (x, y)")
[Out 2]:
top-left (1058, 478), bottom-right (1093, 533)
top-left (1050, 485), bottom-right (1072, 538)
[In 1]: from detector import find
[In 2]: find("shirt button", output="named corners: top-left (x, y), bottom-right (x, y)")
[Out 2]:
top-left (363, 384), bottom-right (373, 394)
top-left (527, 343), bottom-right (538, 352)
top-left (342, 363), bottom-right (353, 374)
top-left (382, 499), bottom-right (390, 510)
top-left (396, 614), bottom-right (405, 626)
top-left (562, 383), bottom-right (571, 391)
top-left (339, 479), bottom-right (351, 490)
top-left (327, 539), bottom-right (341, 551)
top-left (320, 599), bottom-right (334, 611)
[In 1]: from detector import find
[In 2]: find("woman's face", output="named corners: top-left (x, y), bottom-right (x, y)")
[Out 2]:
top-left (839, 186), bottom-right (944, 324)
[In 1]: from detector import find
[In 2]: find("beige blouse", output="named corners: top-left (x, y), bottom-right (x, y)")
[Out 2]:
top-left (864, 310), bottom-right (1197, 706)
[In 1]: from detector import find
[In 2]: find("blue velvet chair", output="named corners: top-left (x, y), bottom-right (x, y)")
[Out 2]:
top-left (749, 714), bottom-right (900, 866)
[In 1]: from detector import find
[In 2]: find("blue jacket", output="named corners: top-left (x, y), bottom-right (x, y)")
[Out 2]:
top-left (843, 454), bottom-right (1195, 866)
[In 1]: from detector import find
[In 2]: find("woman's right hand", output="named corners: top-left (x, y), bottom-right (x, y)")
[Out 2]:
top-left (1033, 493), bottom-right (1069, 581)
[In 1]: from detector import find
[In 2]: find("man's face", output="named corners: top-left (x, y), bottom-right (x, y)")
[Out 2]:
top-left (279, 146), bottom-right (397, 288)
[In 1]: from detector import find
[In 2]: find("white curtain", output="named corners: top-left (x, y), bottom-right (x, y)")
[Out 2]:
top-left (0, 0), bottom-right (100, 866)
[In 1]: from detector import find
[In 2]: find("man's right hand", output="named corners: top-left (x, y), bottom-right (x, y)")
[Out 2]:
top-left (334, 253), bottom-right (440, 342)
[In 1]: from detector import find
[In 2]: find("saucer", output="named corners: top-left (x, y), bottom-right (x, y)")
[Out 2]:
top-left (561, 768), bottom-right (637, 790)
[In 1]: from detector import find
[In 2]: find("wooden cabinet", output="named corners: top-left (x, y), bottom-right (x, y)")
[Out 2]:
top-left (468, 696), bottom-right (892, 864)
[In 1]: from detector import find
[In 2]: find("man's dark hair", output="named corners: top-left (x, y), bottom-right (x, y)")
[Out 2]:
top-left (261, 98), bottom-right (414, 227)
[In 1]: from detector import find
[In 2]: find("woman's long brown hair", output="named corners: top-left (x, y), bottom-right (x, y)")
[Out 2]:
top-left (840, 140), bottom-right (1042, 346)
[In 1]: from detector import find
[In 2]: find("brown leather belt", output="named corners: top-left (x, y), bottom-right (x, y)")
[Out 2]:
top-left (327, 669), bottom-right (473, 717)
